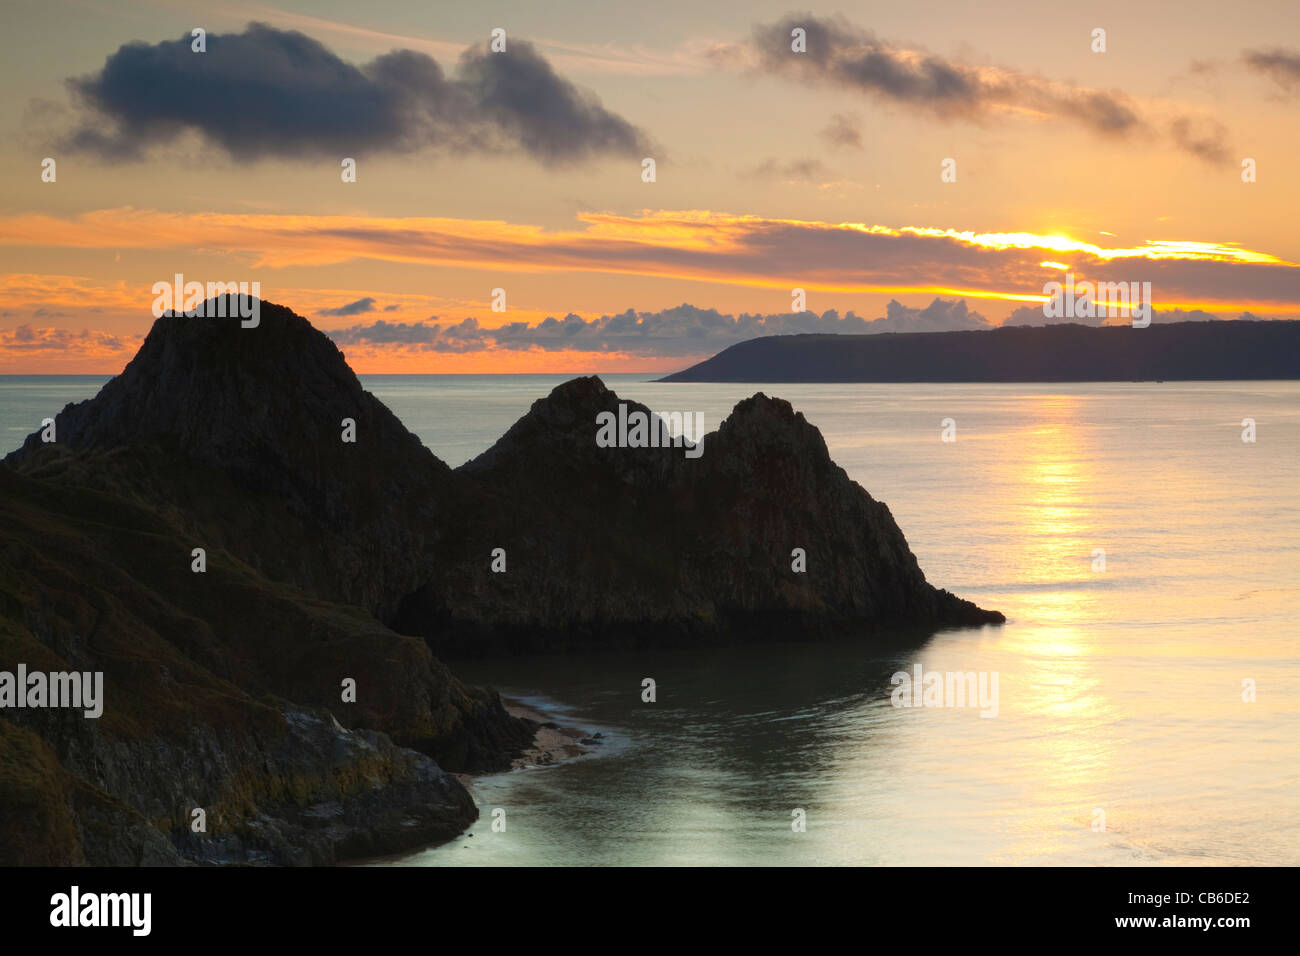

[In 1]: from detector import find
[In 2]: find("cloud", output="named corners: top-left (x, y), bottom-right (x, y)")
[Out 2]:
top-left (319, 296), bottom-right (378, 317)
top-left (0, 324), bottom-right (135, 352)
top-left (1156, 308), bottom-right (1221, 323)
top-left (453, 36), bottom-right (652, 163)
top-left (325, 297), bottom-right (991, 356)
top-left (0, 323), bottom-right (144, 373)
top-left (1003, 304), bottom-right (1229, 327)
top-left (329, 318), bottom-right (441, 345)
top-left (1169, 116), bottom-right (1230, 164)
top-left (746, 157), bottom-right (833, 181)
top-left (1244, 48), bottom-right (1300, 92)
top-left (63, 23), bottom-right (651, 163)
top-left (742, 14), bottom-right (1225, 161)
top-left (750, 15), bottom-right (1137, 129)
top-left (866, 298), bottom-right (990, 333)
top-left (4, 208), bottom-right (1297, 315)
top-left (1002, 304), bottom-right (1101, 328)
top-left (819, 112), bottom-right (863, 150)
top-left (211, 6), bottom-right (712, 77)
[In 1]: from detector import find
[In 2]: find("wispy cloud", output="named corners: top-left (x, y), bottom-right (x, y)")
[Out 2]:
top-left (3, 208), bottom-right (1298, 314)
top-left (0, 324), bottom-right (133, 352)
top-left (1244, 47), bottom-right (1300, 93)
top-left (728, 13), bottom-right (1230, 162)
top-left (819, 112), bottom-right (864, 150)
top-left (201, 2), bottom-right (712, 76)
top-left (0, 323), bottom-right (143, 373)
top-left (745, 157), bottom-right (834, 182)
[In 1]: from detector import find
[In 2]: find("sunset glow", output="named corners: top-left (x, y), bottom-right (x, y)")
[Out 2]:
top-left (2, 2), bottom-right (1296, 372)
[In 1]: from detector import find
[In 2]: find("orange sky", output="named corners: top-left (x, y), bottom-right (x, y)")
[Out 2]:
top-left (3, 1), bottom-right (1298, 373)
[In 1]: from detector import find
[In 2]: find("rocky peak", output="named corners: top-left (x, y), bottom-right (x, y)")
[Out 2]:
top-left (461, 374), bottom-right (694, 491)
top-left (9, 297), bottom-right (448, 496)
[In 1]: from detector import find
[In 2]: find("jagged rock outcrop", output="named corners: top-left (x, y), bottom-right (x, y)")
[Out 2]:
top-left (413, 376), bottom-right (1000, 654)
top-left (8, 298), bottom-right (1001, 655)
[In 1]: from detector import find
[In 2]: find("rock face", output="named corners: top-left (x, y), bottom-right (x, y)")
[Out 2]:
top-left (2, 297), bottom-right (1001, 864)
top-left (415, 376), bottom-right (1000, 655)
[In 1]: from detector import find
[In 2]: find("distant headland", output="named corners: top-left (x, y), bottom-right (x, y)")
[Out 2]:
top-left (659, 321), bottom-right (1300, 383)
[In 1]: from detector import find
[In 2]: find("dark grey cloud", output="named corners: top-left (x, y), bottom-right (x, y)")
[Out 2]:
top-left (326, 297), bottom-right (990, 357)
top-left (63, 23), bottom-right (650, 163)
top-left (746, 14), bottom-right (1226, 162)
top-left (452, 37), bottom-right (650, 163)
top-left (1244, 48), bottom-right (1300, 92)
top-left (751, 15), bottom-right (1138, 130)
top-left (319, 297), bottom-right (378, 317)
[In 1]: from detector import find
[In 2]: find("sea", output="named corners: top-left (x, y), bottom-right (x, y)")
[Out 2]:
top-left (3, 374), bottom-right (1297, 866)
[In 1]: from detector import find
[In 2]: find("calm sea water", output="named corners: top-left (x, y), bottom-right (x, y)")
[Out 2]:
top-left (4, 375), bottom-right (1298, 865)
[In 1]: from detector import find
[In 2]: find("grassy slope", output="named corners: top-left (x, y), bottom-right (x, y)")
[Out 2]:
top-left (0, 458), bottom-right (524, 864)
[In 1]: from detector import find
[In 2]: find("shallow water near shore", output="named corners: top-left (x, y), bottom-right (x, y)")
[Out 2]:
top-left (6, 376), bottom-right (1298, 865)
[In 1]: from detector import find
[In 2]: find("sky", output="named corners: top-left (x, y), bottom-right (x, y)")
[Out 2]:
top-left (1, 0), bottom-right (1298, 372)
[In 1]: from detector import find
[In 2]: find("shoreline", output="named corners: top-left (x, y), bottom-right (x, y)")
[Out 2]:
top-left (454, 697), bottom-right (604, 790)
top-left (359, 697), bottom-right (605, 865)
